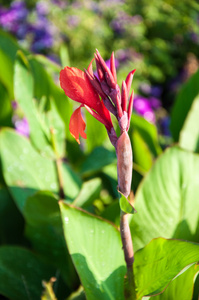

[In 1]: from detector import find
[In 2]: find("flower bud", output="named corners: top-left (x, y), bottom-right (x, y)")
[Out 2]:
top-left (116, 131), bottom-right (133, 198)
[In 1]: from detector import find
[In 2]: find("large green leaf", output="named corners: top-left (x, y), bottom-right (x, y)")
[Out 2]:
top-left (170, 70), bottom-right (199, 141)
top-left (28, 55), bottom-right (73, 140)
top-left (0, 128), bottom-right (81, 211)
top-left (37, 97), bottom-right (66, 158)
top-left (0, 30), bottom-right (21, 97)
top-left (0, 81), bottom-right (12, 127)
top-left (149, 263), bottom-right (199, 300)
top-left (130, 114), bottom-right (162, 173)
top-left (59, 202), bottom-right (126, 300)
top-left (130, 146), bottom-right (199, 251)
top-left (0, 246), bottom-right (54, 300)
top-left (14, 51), bottom-right (54, 156)
top-left (179, 94), bottom-right (199, 153)
top-left (134, 238), bottom-right (199, 299)
top-left (23, 191), bottom-right (78, 292)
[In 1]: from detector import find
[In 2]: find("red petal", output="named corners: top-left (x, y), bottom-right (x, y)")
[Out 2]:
top-left (60, 67), bottom-right (101, 112)
top-left (125, 69), bottom-right (136, 96)
top-left (60, 66), bottom-right (113, 132)
top-left (87, 58), bottom-right (95, 75)
top-left (110, 52), bottom-right (117, 83)
top-left (69, 107), bottom-right (87, 144)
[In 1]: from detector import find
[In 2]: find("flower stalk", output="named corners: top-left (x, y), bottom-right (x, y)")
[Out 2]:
top-left (60, 50), bottom-right (136, 298)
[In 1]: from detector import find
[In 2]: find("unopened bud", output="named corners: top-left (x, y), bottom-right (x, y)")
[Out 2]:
top-left (116, 131), bottom-right (132, 198)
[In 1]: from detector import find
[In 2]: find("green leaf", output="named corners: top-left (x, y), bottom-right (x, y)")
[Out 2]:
top-left (119, 192), bottom-right (136, 214)
top-left (134, 238), bottom-right (199, 299)
top-left (0, 30), bottom-right (21, 97)
top-left (67, 286), bottom-right (86, 300)
top-left (170, 69), bottom-right (199, 141)
top-left (131, 114), bottom-right (162, 157)
top-left (24, 192), bottom-right (78, 291)
top-left (130, 146), bottom-right (199, 251)
top-left (72, 178), bottom-right (102, 208)
top-left (179, 94), bottom-right (199, 153)
top-left (28, 55), bottom-right (72, 140)
top-left (0, 128), bottom-right (81, 211)
top-left (0, 246), bottom-right (53, 300)
top-left (60, 44), bottom-right (70, 67)
top-left (149, 263), bottom-right (199, 300)
top-left (80, 147), bottom-right (116, 177)
top-left (0, 81), bottom-right (12, 127)
top-left (34, 54), bottom-right (61, 73)
top-left (101, 164), bottom-right (118, 197)
top-left (101, 201), bottom-right (120, 226)
top-left (85, 110), bottom-right (109, 153)
top-left (59, 202), bottom-right (126, 300)
top-left (28, 55), bottom-right (51, 100)
top-left (40, 97), bottom-right (66, 158)
top-left (14, 50), bottom-right (53, 157)
top-left (132, 129), bottom-right (153, 172)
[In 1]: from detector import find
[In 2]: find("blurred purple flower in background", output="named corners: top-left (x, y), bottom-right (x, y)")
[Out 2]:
top-left (11, 101), bottom-right (30, 137)
top-left (133, 96), bottom-right (155, 123)
top-left (51, 0), bottom-right (66, 7)
top-left (0, 0), bottom-right (56, 53)
top-left (0, 1), bottom-right (28, 39)
top-left (14, 118), bottom-right (30, 137)
top-left (133, 95), bottom-right (161, 123)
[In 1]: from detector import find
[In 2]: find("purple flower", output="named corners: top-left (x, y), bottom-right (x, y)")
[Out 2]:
top-left (149, 97), bottom-right (161, 110)
top-left (14, 118), bottom-right (30, 137)
top-left (51, 0), bottom-right (67, 8)
top-left (36, 1), bottom-right (49, 16)
top-left (0, 1), bottom-right (28, 35)
top-left (31, 28), bottom-right (54, 52)
top-left (150, 86), bottom-right (162, 98)
top-left (133, 95), bottom-right (156, 123)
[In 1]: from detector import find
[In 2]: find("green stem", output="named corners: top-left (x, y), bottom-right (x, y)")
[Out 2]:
top-left (50, 128), bottom-right (65, 199)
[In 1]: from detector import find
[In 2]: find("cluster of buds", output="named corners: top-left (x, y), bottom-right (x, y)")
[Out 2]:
top-left (85, 50), bottom-right (136, 145)
top-left (60, 50), bottom-right (136, 198)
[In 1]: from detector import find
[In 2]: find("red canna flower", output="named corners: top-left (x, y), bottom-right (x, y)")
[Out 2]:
top-left (59, 50), bottom-right (135, 146)
top-left (60, 66), bottom-right (114, 144)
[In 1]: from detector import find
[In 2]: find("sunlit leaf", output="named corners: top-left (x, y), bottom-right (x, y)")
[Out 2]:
top-left (170, 69), bottom-right (199, 141)
top-left (0, 129), bottom-right (81, 211)
top-left (59, 202), bottom-right (126, 300)
top-left (134, 238), bottom-right (199, 299)
top-left (130, 146), bottom-right (199, 251)
top-left (14, 50), bottom-right (53, 157)
top-left (148, 263), bottom-right (199, 300)
top-left (179, 94), bottom-right (199, 153)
